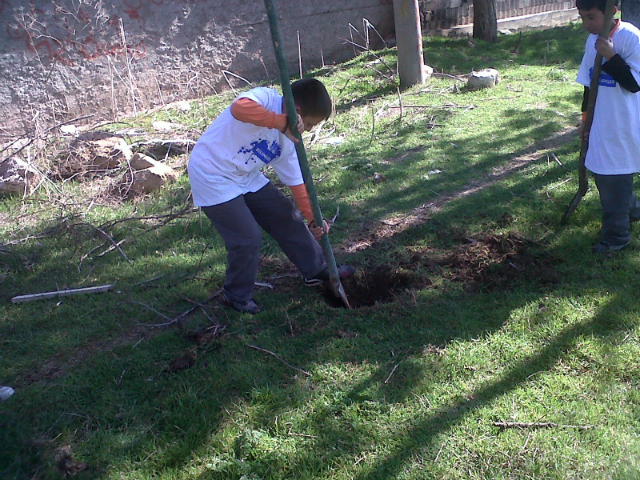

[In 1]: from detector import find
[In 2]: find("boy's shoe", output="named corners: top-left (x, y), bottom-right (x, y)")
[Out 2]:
top-left (592, 240), bottom-right (629, 254)
top-left (222, 294), bottom-right (263, 314)
top-left (304, 265), bottom-right (355, 287)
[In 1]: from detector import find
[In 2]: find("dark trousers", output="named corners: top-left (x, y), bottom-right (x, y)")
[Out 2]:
top-left (594, 173), bottom-right (640, 246)
top-left (201, 182), bottom-right (325, 303)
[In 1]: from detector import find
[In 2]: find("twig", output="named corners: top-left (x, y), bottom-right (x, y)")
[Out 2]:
top-left (546, 178), bottom-right (572, 191)
top-left (384, 364), bottom-right (399, 384)
top-left (119, 19), bottom-right (137, 116)
top-left (331, 205), bottom-right (340, 224)
top-left (384, 347), bottom-right (412, 384)
top-left (493, 421), bottom-right (595, 430)
top-left (297, 30), bottom-right (303, 79)
top-left (363, 18), bottom-right (387, 48)
top-left (368, 102), bottom-right (375, 146)
top-left (91, 225), bottom-right (131, 263)
top-left (247, 344), bottom-right (311, 376)
top-left (221, 70), bottom-right (252, 95)
top-left (132, 301), bottom-right (175, 325)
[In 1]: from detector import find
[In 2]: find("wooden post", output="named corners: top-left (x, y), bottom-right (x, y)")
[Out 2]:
top-left (393, 0), bottom-right (425, 88)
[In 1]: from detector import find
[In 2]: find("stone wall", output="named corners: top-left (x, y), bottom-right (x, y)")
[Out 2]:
top-left (0, 0), bottom-right (394, 135)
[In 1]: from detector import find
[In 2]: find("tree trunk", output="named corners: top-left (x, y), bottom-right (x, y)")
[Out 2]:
top-left (473, 0), bottom-right (498, 42)
top-left (621, 0), bottom-right (640, 29)
top-left (393, 0), bottom-right (425, 88)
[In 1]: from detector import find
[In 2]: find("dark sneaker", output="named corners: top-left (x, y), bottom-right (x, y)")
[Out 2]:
top-left (222, 294), bottom-right (263, 314)
top-left (592, 240), bottom-right (629, 254)
top-left (304, 265), bottom-right (355, 286)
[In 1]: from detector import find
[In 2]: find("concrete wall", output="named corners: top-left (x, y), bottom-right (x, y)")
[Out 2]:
top-left (0, 0), bottom-right (394, 135)
top-left (420, 0), bottom-right (575, 30)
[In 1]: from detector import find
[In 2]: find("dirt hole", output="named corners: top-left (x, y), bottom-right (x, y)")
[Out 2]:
top-left (323, 232), bottom-right (560, 308)
top-left (322, 265), bottom-right (421, 308)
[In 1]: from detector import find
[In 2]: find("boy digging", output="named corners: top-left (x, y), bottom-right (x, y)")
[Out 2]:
top-left (188, 78), bottom-right (354, 313)
top-left (576, 0), bottom-right (640, 253)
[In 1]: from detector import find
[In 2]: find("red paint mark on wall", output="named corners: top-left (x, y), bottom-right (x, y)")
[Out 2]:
top-left (3, 1), bottom-right (152, 65)
top-left (124, 0), bottom-right (142, 20)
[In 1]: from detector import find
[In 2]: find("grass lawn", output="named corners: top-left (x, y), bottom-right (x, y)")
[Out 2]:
top-left (2, 21), bottom-right (640, 480)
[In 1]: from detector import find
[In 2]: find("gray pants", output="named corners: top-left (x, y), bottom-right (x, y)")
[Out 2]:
top-left (201, 182), bottom-right (325, 303)
top-left (594, 173), bottom-right (640, 246)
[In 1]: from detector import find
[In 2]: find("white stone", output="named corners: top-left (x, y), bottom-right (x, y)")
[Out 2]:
top-left (467, 68), bottom-right (499, 90)
top-left (0, 386), bottom-right (15, 401)
top-left (60, 124), bottom-right (78, 136)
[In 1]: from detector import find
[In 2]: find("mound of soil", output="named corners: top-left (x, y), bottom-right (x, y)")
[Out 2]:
top-left (325, 232), bottom-right (560, 308)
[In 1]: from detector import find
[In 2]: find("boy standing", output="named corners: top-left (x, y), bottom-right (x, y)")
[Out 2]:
top-left (188, 78), bottom-right (353, 313)
top-left (576, 0), bottom-right (640, 253)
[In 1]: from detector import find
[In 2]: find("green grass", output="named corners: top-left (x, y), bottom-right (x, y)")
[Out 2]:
top-left (3, 22), bottom-right (640, 479)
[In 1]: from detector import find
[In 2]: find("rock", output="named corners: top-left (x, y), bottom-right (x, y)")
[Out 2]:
top-left (423, 64), bottom-right (434, 79)
top-left (129, 152), bottom-right (157, 171)
top-left (467, 68), bottom-right (499, 90)
top-left (63, 131), bottom-right (133, 178)
top-left (0, 157), bottom-right (41, 196)
top-left (152, 121), bottom-right (183, 132)
top-left (60, 124), bottom-right (78, 136)
top-left (373, 172), bottom-right (386, 183)
top-left (175, 101), bottom-right (191, 112)
top-left (123, 161), bottom-right (177, 196)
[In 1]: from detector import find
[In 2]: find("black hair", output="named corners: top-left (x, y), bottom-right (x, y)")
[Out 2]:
top-left (576, 0), bottom-right (618, 13)
top-left (291, 78), bottom-right (332, 120)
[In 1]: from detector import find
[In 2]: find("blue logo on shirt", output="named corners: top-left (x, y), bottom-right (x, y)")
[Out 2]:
top-left (238, 139), bottom-right (282, 165)
top-left (589, 67), bottom-right (617, 88)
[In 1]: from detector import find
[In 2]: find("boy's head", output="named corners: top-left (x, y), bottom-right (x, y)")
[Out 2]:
top-left (291, 78), bottom-right (332, 131)
top-left (576, 0), bottom-right (618, 35)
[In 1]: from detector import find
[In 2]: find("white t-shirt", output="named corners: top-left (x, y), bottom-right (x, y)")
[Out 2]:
top-left (576, 21), bottom-right (640, 175)
top-left (188, 87), bottom-right (303, 207)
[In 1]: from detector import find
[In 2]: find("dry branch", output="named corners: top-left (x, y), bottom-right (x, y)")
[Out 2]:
top-left (247, 344), bottom-right (311, 377)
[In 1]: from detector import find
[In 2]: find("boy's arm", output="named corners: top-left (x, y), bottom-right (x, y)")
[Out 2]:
top-left (289, 184), bottom-right (329, 241)
top-left (230, 97), bottom-right (288, 131)
top-left (601, 55), bottom-right (640, 92)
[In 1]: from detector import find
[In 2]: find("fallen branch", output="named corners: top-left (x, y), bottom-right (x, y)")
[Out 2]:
top-left (247, 344), bottom-right (311, 377)
top-left (493, 421), bottom-right (595, 431)
top-left (91, 225), bottom-right (130, 263)
top-left (133, 290), bottom-right (221, 328)
top-left (12, 284), bottom-right (112, 303)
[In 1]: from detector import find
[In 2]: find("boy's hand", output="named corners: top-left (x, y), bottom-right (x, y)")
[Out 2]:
top-left (579, 121), bottom-right (590, 142)
top-left (595, 37), bottom-right (615, 60)
top-left (309, 219), bottom-right (330, 241)
top-left (283, 114), bottom-right (304, 143)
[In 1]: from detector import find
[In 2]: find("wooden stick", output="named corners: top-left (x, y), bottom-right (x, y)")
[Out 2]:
top-left (12, 285), bottom-right (112, 303)
top-left (562, 0), bottom-right (616, 221)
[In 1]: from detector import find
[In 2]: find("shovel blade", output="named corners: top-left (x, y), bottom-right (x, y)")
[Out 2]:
top-left (562, 190), bottom-right (584, 222)
top-left (330, 277), bottom-right (351, 309)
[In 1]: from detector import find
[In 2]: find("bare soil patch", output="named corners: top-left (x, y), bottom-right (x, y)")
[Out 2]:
top-left (324, 232), bottom-right (560, 308)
